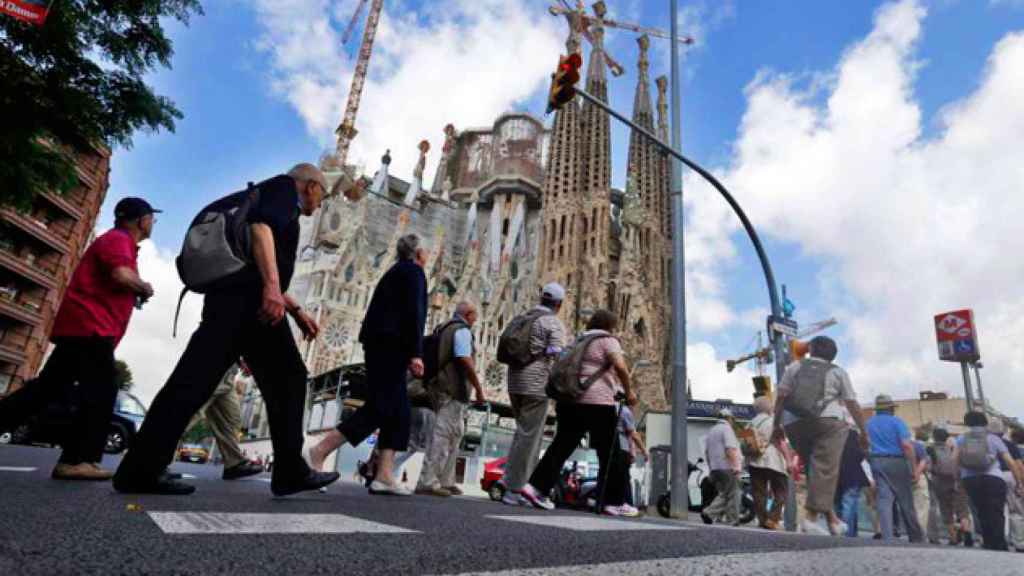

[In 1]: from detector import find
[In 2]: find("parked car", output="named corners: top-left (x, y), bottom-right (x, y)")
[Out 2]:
top-left (0, 382), bottom-right (147, 455)
top-left (177, 444), bottom-right (209, 464)
top-left (481, 457), bottom-right (508, 501)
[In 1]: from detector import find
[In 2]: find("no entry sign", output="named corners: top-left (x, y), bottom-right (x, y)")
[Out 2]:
top-left (934, 309), bottom-right (980, 363)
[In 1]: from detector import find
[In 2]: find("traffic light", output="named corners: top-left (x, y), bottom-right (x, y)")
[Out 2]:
top-left (547, 53), bottom-right (583, 113)
top-left (791, 339), bottom-right (809, 360)
top-left (752, 375), bottom-right (772, 399)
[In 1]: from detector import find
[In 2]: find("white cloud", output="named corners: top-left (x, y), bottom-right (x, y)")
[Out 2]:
top-left (116, 242), bottom-right (202, 406)
top-left (687, 342), bottom-right (759, 403)
top-left (250, 0), bottom-right (564, 181)
top-left (697, 0), bottom-right (1024, 416)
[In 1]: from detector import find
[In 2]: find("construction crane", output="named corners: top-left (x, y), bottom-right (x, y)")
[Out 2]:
top-left (334, 0), bottom-right (383, 169)
top-left (725, 318), bottom-right (839, 374)
top-left (549, 1), bottom-right (696, 67)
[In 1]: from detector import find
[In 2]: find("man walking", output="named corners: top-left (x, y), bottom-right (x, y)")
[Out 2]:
top-left (0, 198), bottom-right (157, 480)
top-left (928, 426), bottom-right (972, 545)
top-left (748, 396), bottom-right (789, 530)
top-left (500, 283), bottom-right (565, 505)
top-left (308, 234), bottom-right (428, 496)
top-left (114, 164), bottom-right (339, 496)
top-left (416, 302), bottom-right (484, 497)
top-left (772, 336), bottom-right (869, 535)
top-left (866, 394), bottom-right (923, 542)
top-left (702, 409), bottom-right (743, 526)
top-left (184, 361), bottom-right (263, 480)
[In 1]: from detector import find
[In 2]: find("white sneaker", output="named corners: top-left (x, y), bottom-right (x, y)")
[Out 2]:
top-left (368, 480), bottom-right (411, 496)
top-left (800, 518), bottom-right (830, 536)
top-left (501, 491), bottom-right (525, 506)
top-left (603, 505), bottom-right (623, 516)
top-left (618, 503), bottom-right (641, 517)
top-left (830, 520), bottom-right (848, 537)
top-left (520, 484), bottom-right (555, 510)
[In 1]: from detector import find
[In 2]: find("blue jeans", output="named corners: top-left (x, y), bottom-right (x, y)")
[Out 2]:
top-left (837, 486), bottom-right (861, 537)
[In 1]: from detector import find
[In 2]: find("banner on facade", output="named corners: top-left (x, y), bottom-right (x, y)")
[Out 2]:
top-left (2, 0), bottom-right (52, 25)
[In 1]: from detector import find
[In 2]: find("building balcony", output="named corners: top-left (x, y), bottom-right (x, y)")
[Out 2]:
top-left (0, 250), bottom-right (57, 290)
top-left (75, 163), bottom-right (98, 189)
top-left (0, 210), bottom-right (70, 256)
top-left (0, 343), bottom-right (27, 366)
top-left (39, 190), bottom-right (85, 222)
top-left (0, 297), bottom-right (44, 327)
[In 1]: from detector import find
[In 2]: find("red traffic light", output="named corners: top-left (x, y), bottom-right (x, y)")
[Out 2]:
top-left (547, 53), bottom-right (583, 113)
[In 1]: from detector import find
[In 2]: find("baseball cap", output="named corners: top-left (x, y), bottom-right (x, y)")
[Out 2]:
top-left (542, 282), bottom-right (565, 302)
top-left (114, 197), bottom-right (162, 221)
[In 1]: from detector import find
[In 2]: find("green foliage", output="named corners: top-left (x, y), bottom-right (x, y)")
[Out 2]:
top-left (0, 0), bottom-right (204, 210)
top-left (182, 418), bottom-right (212, 445)
top-left (113, 359), bottom-right (133, 391)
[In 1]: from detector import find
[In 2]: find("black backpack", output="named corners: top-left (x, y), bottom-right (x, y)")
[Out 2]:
top-left (783, 359), bottom-right (835, 419)
top-left (422, 319), bottom-right (467, 385)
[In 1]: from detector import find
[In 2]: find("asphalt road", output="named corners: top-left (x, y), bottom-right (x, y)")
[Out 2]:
top-left (1, 445), bottom-right (1019, 575)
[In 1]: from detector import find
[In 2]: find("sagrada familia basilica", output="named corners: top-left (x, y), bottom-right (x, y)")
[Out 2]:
top-left (293, 10), bottom-right (675, 411)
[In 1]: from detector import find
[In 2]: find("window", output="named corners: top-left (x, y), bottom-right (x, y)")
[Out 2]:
top-left (116, 393), bottom-right (146, 417)
top-left (559, 215), bottom-right (566, 240)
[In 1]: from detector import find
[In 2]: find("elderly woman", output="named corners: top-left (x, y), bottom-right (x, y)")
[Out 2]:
top-left (748, 396), bottom-right (790, 530)
top-left (519, 309), bottom-right (638, 516)
top-left (308, 234), bottom-right (428, 496)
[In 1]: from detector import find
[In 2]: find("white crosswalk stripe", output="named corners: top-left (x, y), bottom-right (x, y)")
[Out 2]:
top-left (0, 466), bottom-right (37, 472)
top-left (148, 512), bottom-right (419, 535)
top-left (486, 514), bottom-right (690, 532)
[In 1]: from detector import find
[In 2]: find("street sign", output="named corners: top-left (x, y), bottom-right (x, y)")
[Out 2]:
top-left (1, 0), bottom-right (53, 26)
top-left (769, 316), bottom-right (798, 338)
top-left (934, 309), bottom-right (980, 363)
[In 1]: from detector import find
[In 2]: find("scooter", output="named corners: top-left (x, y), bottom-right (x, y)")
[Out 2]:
top-left (656, 459), bottom-right (756, 524)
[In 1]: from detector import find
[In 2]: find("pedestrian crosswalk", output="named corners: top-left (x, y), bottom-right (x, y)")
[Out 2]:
top-left (487, 514), bottom-right (691, 532)
top-left (148, 512), bottom-right (420, 534)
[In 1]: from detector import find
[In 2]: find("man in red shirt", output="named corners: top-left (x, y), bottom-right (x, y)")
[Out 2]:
top-left (0, 198), bottom-right (157, 480)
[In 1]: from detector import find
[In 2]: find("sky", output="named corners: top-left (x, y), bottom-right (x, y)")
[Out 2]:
top-left (101, 0), bottom-right (1024, 420)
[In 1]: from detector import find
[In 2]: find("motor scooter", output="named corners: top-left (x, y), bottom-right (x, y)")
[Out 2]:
top-left (656, 459), bottom-right (756, 524)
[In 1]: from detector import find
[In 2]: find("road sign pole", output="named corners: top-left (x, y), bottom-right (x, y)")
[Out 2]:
top-left (971, 363), bottom-right (986, 410)
top-left (961, 362), bottom-right (975, 412)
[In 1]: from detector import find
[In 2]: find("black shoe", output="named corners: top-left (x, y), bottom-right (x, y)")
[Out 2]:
top-left (161, 468), bottom-right (183, 481)
top-left (271, 470), bottom-right (340, 497)
top-left (700, 513), bottom-right (713, 525)
top-left (223, 461), bottom-right (264, 481)
top-left (113, 474), bottom-right (196, 495)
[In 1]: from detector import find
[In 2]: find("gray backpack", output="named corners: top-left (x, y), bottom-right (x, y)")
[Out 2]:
top-left (497, 309), bottom-right (551, 368)
top-left (959, 429), bottom-right (995, 472)
top-left (930, 442), bottom-right (957, 478)
top-left (545, 333), bottom-right (615, 402)
top-left (782, 359), bottom-right (834, 418)
top-left (172, 182), bottom-right (261, 335)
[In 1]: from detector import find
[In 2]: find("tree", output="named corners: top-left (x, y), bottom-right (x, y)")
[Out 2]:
top-left (0, 1), bottom-right (204, 210)
top-left (113, 359), bottom-right (133, 391)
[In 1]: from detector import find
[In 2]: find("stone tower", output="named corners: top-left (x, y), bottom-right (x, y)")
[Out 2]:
top-left (574, 1), bottom-right (614, 328)
top-left (538, 15), bottom-right (585, 329)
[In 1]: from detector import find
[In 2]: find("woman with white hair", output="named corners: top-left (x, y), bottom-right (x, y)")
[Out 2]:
top-left (748, 396), bottom-right (789, 530)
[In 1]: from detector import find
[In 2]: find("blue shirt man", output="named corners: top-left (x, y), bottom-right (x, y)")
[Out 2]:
top-left (867, 412), bottom-right (912, 457)
top-left (866, 394), bottom-right (923, 542)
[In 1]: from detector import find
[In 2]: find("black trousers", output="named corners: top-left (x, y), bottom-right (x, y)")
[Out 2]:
top-left (0, 337), bottom-right (116, 465)
top-left (115, 290), bottom-right (309, 485)
top-left (337, 342), bottom-right (410, 452)
top-left (528, 402), bottom-right (625, 507)
top-left (963, 474), bottom-right (1008, 551)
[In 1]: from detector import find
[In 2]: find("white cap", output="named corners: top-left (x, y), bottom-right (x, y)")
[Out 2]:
top-left (541, 282), bottom-right (565, 302)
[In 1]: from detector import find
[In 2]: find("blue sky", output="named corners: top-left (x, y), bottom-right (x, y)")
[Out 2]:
top-left (107, 1), bottom-right (1024, 418)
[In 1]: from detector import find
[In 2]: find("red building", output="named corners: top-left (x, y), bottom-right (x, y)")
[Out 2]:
top-left (0, 144), bottom-right (111, 395)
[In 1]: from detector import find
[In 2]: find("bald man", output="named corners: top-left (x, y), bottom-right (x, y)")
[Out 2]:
top-left (416, 301), bottom-right (485, 497)
top-left (115, 164), bottom-right (339, 496)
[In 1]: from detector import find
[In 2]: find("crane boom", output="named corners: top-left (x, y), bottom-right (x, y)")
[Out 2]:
top-left (341, 0), bottom-right (369, 45)
top-left (549, 4), bottom-right (695, 47)
top-left (335, 0), bottom-right (383, 167)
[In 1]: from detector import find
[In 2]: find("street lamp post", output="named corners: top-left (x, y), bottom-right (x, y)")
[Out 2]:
top-left (570, 0), bottom-right (789, 521)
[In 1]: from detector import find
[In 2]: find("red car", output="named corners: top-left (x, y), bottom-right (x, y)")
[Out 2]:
top-left (480, 457), bottom-right (508, 501)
